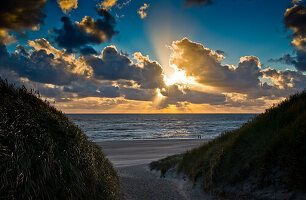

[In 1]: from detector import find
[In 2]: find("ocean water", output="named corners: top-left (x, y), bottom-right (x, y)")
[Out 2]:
top-left (67, 114), bottom-right (257, 142)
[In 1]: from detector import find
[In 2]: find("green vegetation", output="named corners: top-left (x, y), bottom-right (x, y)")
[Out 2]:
top-left (151, 91), bottom-right (306, 199)
top-left (0, 79), bottom-right (121, 200)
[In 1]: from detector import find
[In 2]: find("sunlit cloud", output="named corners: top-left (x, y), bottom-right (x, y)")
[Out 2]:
top-left (0, 30), bottom-right (16, 44)
top-left (138, 3), bottom-right (149, 19)
top-left (100, 0), bottom-right (118, 10)
top-left (57, 0), bottom-right (78, 14)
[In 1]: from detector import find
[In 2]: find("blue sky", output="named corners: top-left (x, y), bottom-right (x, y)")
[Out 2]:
top-left (7, 0), bottom-right (294, 71)
top-left (1, 0), bottom-right (305, 113)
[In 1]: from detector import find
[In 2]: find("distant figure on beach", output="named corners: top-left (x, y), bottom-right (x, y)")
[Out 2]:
top-left (198, 135), bottom-right (201, 139)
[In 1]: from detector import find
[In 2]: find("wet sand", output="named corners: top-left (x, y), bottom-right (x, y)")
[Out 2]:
top-left (97, 139), bottom-right (207, 167)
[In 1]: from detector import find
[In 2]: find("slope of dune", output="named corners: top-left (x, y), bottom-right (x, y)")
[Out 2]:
top-left (151, 90), bottom-right (306, 199)
top-left (0, 78), bottom-right (121, 200)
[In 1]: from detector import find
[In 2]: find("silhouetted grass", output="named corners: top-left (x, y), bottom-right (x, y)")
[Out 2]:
top-left (151, 90), bottom-right (306, 199)
top-left (0, 78), bottom-right (121, 200)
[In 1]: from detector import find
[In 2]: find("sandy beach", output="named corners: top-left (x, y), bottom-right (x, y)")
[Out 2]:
top-left (97, 139), bottom-right (207, 167)
top-left (97, 139), bottom-right (211, 200)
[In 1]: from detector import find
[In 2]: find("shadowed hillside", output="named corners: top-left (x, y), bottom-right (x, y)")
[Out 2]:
top-left (0, 78), bottom-right (121, 200)
top-left (151, 91), bottom-right (306, 199)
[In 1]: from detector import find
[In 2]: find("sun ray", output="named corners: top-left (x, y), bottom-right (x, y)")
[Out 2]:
top-left (164, 64), bottom-right (195, 86)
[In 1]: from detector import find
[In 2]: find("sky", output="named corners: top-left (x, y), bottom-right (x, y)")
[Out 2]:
top-left (0, 0), bottom-right (305, 113)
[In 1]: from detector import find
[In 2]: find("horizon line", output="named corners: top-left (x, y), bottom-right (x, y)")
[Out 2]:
top-left (65, 112), bottom-right (260, 114)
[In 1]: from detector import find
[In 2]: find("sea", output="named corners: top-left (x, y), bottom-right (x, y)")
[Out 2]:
top-left (67, 114), bottom-right (257, 142)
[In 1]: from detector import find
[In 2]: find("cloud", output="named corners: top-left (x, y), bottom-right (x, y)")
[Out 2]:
top-left (28, 38), bottom-right (93, 76)
top-left (184, 0), bottom-right (212, 7)
top-left (63, 81), bottom-right (120, 98)
top-left (271, 3), bottom-right (306, 71)
top-left (0, 39), bottom-right (228, 110)
top-left (0, 40), bottom-right (88, 85)
top-left (262, 68), bottom-right (306, 90)
top-left (120, 88), bottom-right (157, 101)
top-left (57, 0), bottom-right (78, 14)
top-left (159, 84), bottom-right (226, 108)
top-left (0, 41), bottom-right (124, 103)
top-left (138, 3), bottom-right (149, 19)
top-left (56, 97), bottom-right (127, 111)
top-left (1, 35), bottom-right (305, 112)
top-left (80, 46), bottom-right (98, 55)
top-left (77, 8), bottom-right (118, 42)
top-left (169, 37), bottom-right (306, 101)
top-left (215, 50), bottom-right (225, 55)
top-left (84, 46), bottom-right (166, 89)
top-left (0, 0), bottom-right (47, 44)
top-left (54, 8), bottom-right (118, 53)
top-left (117, 0), bottom-right (131, 9)
top-left (0, 0), bottom-right (46, 31)
top-left (0, 40), bottom-right (165, 106)
top-left (100, 0), bottom-right (119, 10)
top-left (292, 0), bottom-right (304, 4)
top-left (170, 38), bottom-right (262, 93)
top-left (0, 30), bottom-right (16, 45)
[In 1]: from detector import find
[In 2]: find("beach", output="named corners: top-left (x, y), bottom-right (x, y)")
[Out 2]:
top-left (97, 139), bottom-right (211, 200)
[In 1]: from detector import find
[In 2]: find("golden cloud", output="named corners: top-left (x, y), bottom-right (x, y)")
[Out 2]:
top-left (57, 0), bottom-right (78, 14)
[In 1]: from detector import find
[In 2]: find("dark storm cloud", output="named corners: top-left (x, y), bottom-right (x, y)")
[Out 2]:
top-left (269, 52), bottom-right (306, 71)
top-left (54, 17), bottom-right (88, 51)
top-left (215, 50), bottom-right (225, 55)
top-left (54, 8), bottom-right (118, 53)
top-left (84, 46), bottom-right (165, 89)
top-left (64, 81), bottom-right (120, 98)
top-left (15, 45), bottom-right (29, 56)
top-left (120, 88), bottom-right (157, 101)
top-left (80, 46), bottom-right (98, 55)
top-left (0, 0), bottom-right (47, 44)
top-left (184, 0), bottom-right (212, 7)
top-left (284, 4), bottom-right (306, 38)
top-left (271, 4), bottom-right (306, 71)
top-left (0, 0), bottom-right (47, 31)
top-left (0, 67), bottom-right (71, 101)
top-left (0, 43), bottom-right (78, 85)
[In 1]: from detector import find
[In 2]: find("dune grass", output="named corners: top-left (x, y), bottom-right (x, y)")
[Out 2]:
top-left (0, 78), bottom-right (121, 200)
top-left (151, 90), bottom-right (306, 198)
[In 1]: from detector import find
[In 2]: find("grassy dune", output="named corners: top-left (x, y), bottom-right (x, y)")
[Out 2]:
top-left (151, 91), bottom-right (306, 199)
top-left (0, 79), bottom-right (121, 200)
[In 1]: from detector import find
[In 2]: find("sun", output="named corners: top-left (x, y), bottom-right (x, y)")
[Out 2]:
top-left (165, 64), bottom-right (194, 86)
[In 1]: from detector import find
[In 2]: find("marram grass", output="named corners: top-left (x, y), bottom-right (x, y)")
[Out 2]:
top-left (151, 90), bottom-right (306, 199)
top-left (0, 78), bottom-right (121, 200)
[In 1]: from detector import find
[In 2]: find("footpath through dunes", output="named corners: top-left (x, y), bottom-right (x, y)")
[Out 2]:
top-left (97, 139), bottom-right (212, 200)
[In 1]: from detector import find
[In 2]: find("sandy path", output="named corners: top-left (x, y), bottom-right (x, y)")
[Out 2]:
top-left (97, 139), bottom-right (212, 200)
